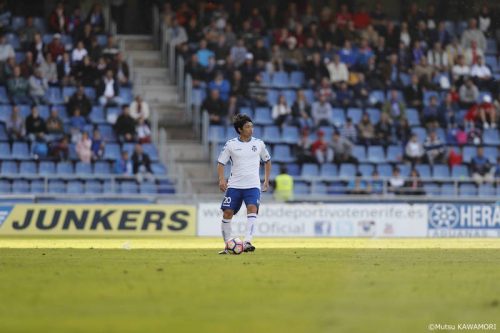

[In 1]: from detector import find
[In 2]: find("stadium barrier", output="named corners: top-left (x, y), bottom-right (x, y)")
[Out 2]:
top-left (0, 204), bottom-right (196, 235)
top-left (1, 202), bottom-right (499, 237)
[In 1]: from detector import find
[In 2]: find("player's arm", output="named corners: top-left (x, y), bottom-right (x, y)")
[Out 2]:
top-left (217, 162), bottom-right (227, 192)
top-left (262, 160), bottom-right (271, 192)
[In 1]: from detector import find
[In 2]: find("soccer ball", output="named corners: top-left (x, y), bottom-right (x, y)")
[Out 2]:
top-left (225, 237), bottom-right (244, 255)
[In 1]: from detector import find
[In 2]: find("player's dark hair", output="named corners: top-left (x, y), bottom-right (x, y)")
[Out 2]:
top-left (233, 114), bottom-right (252, 134)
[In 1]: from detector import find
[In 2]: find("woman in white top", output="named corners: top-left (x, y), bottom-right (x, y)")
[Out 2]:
top-left (136, 117), bottom-right (152, 144)
top-left (129, 95), bottom-right (150, 121)
top-left (405, 134), bottom-right (424, 165)
top-left (399, 22), bottom-right (411, 48)
top-left (71, 41), bottom-right (88, 63)
top-left (76, 131), bottom-right (92, 163)
top-left (271, 95), bottom-right (291, 127)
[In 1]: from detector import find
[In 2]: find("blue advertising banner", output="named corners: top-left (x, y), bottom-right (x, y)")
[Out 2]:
top-left (428, 203), bottom-right (500, 237)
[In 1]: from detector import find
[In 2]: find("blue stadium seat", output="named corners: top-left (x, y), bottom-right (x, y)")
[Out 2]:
top-left (119, 181), bottom-right (138, 194)
top-left (46, 87), bottom-right (64, 105)
top-left (433, 165), bottom-right (450, 179)
top-left (301, 163), bottom-right (319, 178)
top-left (294, 182), bottom-right (310, 195)
top-left (347, 108), bottom-right (363, 124)
top-left (15, 51), bottom-right (25, 64)
top-left (289, 71), bottom-right (305, 88)
top-left (369, 90), bottom-right (385, 105)
top-left (281, 126), bottom-right (299, 144)
top-left (122, 143), bottom-right (135, 156)
top-left (1, 161), bottom-right (17, 174)
top-left (0, 179), bottom-right (11, 193)
top-left (48, 180), bottom-right (65, 193)
top-left (485, 56), bottom-right (498, 71)
top-left (75, 162), bottom-right (92, 174)
top-left (85, 180), bottom-right (103, 194)
top-left (104, 143), bottom-right (121, 160)
top-left (327, 181), bottom-right (347, 195)
top-left (253, 107), bottom-right (273, 126)
top-left (311, 182), bottom-right (327, 195)
top-left (62, 86), bottom-right (77, 101)
top-left (0, 124), bottom-right (7, 141)
top-left (151, 163), bottom-right (166, 175)
top-left (423, 183), bottom-right (440, 196)
top-left (397, 164), bottom-right (411, 177)
top-left (94, 161), bottom-right (111, 174)
top-left (459, 183), bottom-right (477, 197)
top-left (106, 107), bottom-right (121, 124)
top-left (0, 86), bottom-right (9, 104)
top-left (423, 91), bottom-right (440, 106)
top-left (462, 146), bottom-right (476, 163)
top-left (56, 162), bottom-right (74, 174)
top-left (478, 184), bottom-right (495, 196)
top-left (98, 124), bottom-right (115, 142)
top-left (251, 126), bottom-right (262, 138)
top-left (303, 90), bottom-right (314, 104)
top-left (19, 161), bottom-right (37, 174)
top-left (283, 89), bottom-right (297, 105)
top-left (30, 179), bottom-right (45, 193)
top-left (262, 126), bottom-right (281, 144)
top-left (358, 164), bottom-right (374, 177)
top-left (140, 182), bottom-right (158, 194)
top-left (97, 34), bottom-right (107, 46)
top-left (68, 144), bottom-right (78, 160)
top-left (209, 125), bottom-right (225, 142)
top-left (11, 142), bottom-right (30, 159)
top-left (415, 165), bottom-right (431, 178)
top-left (331, 108), bottom-right (346, 127)
top-left (484, 147), bottom-right (498, 162)
top-left (18, 105), bottom-right (31, 118)
top-left (90, 106), bottom-right (106, 123)
top-left (352, 145), bottom-right (367, 163)
top-left (260, 71), bottom-right (271, 86)
top-left (377, 164), bottom-right (393, 177)
top-left (483, 129), bottom-right (500, 145)
top-left (406, 108), bottom-right (420, 126)
top-left (66, 181), bottom-right (84, 194)
top-left (320, 163), bottom-right (337, 178)
top-left (192, 89), bottom-right (205, 106)
top-left (11, 16), bottom-right (25, 30)
top-left (440, 183), bottom-right (456, 196)
top-left (386, 145), bottom-right (403, 162)
top-left (451, 165), bottom-right (469, 179)
top-left (271, 71), bottom-right (289, 88)
top-left (12, 179), bottom-right (30, 194)
top-left (366, 108), bottom-right (381, 124)
top-left (143, 144), bottom-right (159, 161)
top-left (6, 33), bottom-right (20, 50)
top-left (413, 127), bottom-right (427, 143)
top-left (239, 107), bottom-right (253, 117)
top-left (266, 90), bottom-right (279, 106)
top-left (272, 145), bottom-right (294, 163)
top-left (38, 161), bottom-right (56, 175)
top-left (486, 39), bottom-right (497, 54)
top-left (367, 146), bottom-right (384, 163)
top-left (339, 163), bottom-right (356, 178)
top-left (0, 142), bottom-right (11, 159)
top-left (119, 87), bottom-right (133, 104)
top-left (84, 87), bottom-right (96, 100)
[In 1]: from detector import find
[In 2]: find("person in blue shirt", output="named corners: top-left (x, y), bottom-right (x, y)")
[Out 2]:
top-left (471, 146), bottom-right (493, 184)
top-left (196, 39), bottom-right (214, 68)
top-left (208, 71), bottom-right (231, 102)
top-left (338, 40), bottom-right (358, 68)
top-left (347, 172), bottom-right (370, 194)
top-left (114, 150), bottom-right (132, 176)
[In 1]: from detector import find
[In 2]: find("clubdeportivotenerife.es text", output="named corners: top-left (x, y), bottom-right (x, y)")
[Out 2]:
top-left (428, 323), bottom-right (497, 331)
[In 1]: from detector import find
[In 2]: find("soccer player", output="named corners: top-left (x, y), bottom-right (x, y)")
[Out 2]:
top-left (217, 114), bottom-right (272, 254)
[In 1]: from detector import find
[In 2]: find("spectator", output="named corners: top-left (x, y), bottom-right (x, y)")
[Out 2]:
top-left (229, 38), bottom-right (247, 68)
top-left (98, 69), bottom-right (122, 106)
top-left (229, 70), bottom-right (248, 102)
top-left (375, 112), bottom-right (393, 146)
top-left (114, 105), bottom-right (136, 142)
top-left (185, 54), bottom-right (205, 88)
top-left (7, 66), bottom-right (31, 105)
top-left (424, 131), bottom-right (446, 165)
top-left (111, 52), bottom-right (130, 86)
top-left (382, 90), bottom-right (406, 123)
top-left (91, 128), bottom-right (105, 161)
top-left (20, 51), bottom-right (35, 78)
top-left (49, 2), bottom-right (68, 34)
top-left (131, 144), bottom-right (154, 183)
top-left (311, 94), bottom-right (332, 127)
top-left (71, 40), bottom-right (88, 64)
top-left (136, 117), bottom-right (151, 144)
top-left (423, 95), bottom-right (445, 129)
top-left (50, 135), bottom-right (69, 161)
top-left (296, 127), bottom-right (315, 163)
top-left (341, 117), bottom-right (357, 143)
top-left (57, 52), bottom-right (74, 86)
top-left (67, 85), bottom-right (92, 118)
top-left (464, 40), bottom-right (484, 66)
top-left (311, 130), bottom-right (332, 164)
top-left (69, 108), bottom-right (86, 142)
top-left (478, 4), bottom-right (493, 37)
top-left (291, 90), bottom-right (313, 129)
top-left (273, 165), bottom-right (294, 202)
top-left (470, 56), bottom-right (493, 91)
top-left (336, 82), bottom-right (353, 108)
top-left (396, 118), bottom-right (412, 145)
top-left (86, 3), bottom-right (105, 34)
top-left (357, 113), bottom-right (375, 145)
top-left (402, 169), bottom-right (425, 195)
top-left (40, 53), bottom-right (58, 85)
top-left (459, 79), bottom-right (479, 109)
top-left (305, 52), bottom-right (329, 88)
top-left (461, 18), bottom-right (486, 52)
top-left (470, 146), bottom-right (493, 184)
top-left (25, 105), bottom-right (46, 141)
top-left (413, 56), bottom-right (433, 87)
top-left (18, 16), bottom-right (38, 50)
top-left (45, 107), bottom-right (64, 140)
top-left (353, 3), bottom-right (371, 29)
top-left (404, 133), bottom-right (425, 165)
top-left (494, 157), bottom-right (500, 179)
top-left (208, 72), bottom-right (231, 102)
top-left (248, 73), bottom-right (267, 107)
top-left (389, 167), bottom-right (405, 194)
top-left (129, 95), bottom-right (150, 121)
top-left (452, 55), bottom-right (470, 84)
top-left (202, 89), bottom-right (227, 125)
top-left (29, 32), bottom-right (45, 65)
top-left (76, 131), bottom-right (92, 163)
top-left (338, 40), bottom-right (357, 69)
top-left (166, 17), bottom-right (187, 48)
top-left (74, 56), bottom-right (98, 87)
top-left (327, 55), bottom-right (349, 84)
top-left (427, 42), bottom-right (448, 71)
top-left (47, 33), bottom-right (65, 61)
top-left (272, 95), bottom-right (291, 127)
top-left (102, 35), bottom-right (119, 60)
top-left (404, 74), bottom-right (423, 109)
top-left (252, 38), bottom-right (270, 70)
top-left (114, 150), bottom-right (133, 176)
top-left (68, 6), bottom-right (83, 37)
top-left (439, 93), bottom-right (459, 125)
top-left (431, 21), bottom-right (451, 47)
top-left (6, 106), bottom-right (25, 141)
top-left (283, 36), bottom-right (304, 71)
top-left (347, 172), bottom-right (370, 195)
top-left (477, 95), bottom-right (497, 129)
top-left (356, 38), bottom-right (374, 71)
top-left (28, 68), bottom-right (49, 105)
top-left (239, 53), bottom-right (257, 83)
top-left (31, 135), bottom-right (48, 160)
top-left (329, 131), bottom-right (357, 164)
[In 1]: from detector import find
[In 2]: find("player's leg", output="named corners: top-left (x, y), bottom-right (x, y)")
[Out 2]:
top-left (242, 188), bottom-right (260, 252)
top-left (219, 188), bottom-right (243, 254)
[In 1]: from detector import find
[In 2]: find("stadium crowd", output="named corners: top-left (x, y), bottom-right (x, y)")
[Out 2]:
top-left (0, 1), bottom-right (156, 183)
top-left (163, 0), bottom-right (500, 194)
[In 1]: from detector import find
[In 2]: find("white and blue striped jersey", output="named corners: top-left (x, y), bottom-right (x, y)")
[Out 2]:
top-left (217, 137), bottom-right (271, 189)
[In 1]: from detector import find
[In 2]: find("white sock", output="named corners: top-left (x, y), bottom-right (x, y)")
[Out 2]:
top-left (245, 213), bottom-right (257, 243)
top-left (221, 218), bottom-right (232, 242)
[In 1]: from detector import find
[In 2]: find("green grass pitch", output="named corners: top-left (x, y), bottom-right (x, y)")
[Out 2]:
top-left (0, 238), bottom-right (499, 333)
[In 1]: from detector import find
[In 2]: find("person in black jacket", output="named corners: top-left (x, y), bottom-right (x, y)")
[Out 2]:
top-left (67, 85), bottom-right (92, 118)
top-left (98, 69), bottom-right (121, 106)
top-left (114, 105), bottom-right (135, 142)
top-left (131, 143), bottom-right (154, 183)
top-left (25, 105), bottom-right (46, 141)
top-left (201, 89), bottom-right (227, 125)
